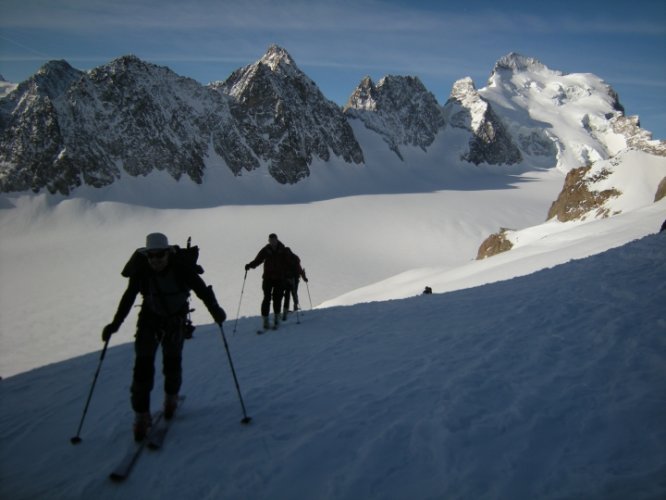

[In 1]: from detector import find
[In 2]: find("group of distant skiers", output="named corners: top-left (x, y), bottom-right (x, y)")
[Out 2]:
top-left (245, 232), bottom-right (308, 330)
top-left (101, 232), bottom-right (307, 441)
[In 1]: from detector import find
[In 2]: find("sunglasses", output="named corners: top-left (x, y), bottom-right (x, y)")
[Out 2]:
top-left (147, 250), bottom-right (168, 260)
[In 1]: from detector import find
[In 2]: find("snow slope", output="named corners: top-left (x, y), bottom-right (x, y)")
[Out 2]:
top-left (322, 198), bottom-right (666, 307)
top-left (0, 159), bottom-right (565, 378)
top-left (1, 231), bottom-right (664, 499)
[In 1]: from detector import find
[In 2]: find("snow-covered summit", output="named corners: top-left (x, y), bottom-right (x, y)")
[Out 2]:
top-left (476, 52), bottom-right (664, 174)
top-left (490, 52), bottom-right (557, 78)
top-left (213, 44), bottom-right (305, 100)
top-left (259, 44), bottom-right (297, 72)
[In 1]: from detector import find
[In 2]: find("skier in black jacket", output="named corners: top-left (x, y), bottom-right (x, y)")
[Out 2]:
top-left (282, 247), bottom-right (308, 320)
top-left (245, 233), bottom-right (288, 330)
top-left (102, 233), bottom-right (226, 441)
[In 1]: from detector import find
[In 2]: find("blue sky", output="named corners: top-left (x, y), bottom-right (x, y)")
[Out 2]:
top-left (1, 0), bottom-right (665, 138)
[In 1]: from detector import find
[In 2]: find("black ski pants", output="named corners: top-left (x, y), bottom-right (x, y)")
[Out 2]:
top-left (131, 313), bottom-right (185, 414)
top-left (283, 277), bottom-right (300, 311)
top-left (261, 278), bottom-right (284, 317)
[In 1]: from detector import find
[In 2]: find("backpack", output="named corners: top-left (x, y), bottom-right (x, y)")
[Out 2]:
top-left (121, 237), bottom-right (204, 279)
top-left (284, 248), bottom-right (301, 277)
top-left (120, 236), bottom-right (203, 338)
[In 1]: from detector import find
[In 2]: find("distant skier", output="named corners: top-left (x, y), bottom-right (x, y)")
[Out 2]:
top-left (102, 233), bottom-right (226, 441)
top-left (282, 247), bottom-right (308, 320)
top-left (245, 233), bottom-right (288, 330)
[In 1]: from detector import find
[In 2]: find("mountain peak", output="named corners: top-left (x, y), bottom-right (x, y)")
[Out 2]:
top-left (345, 76), bottom-right (378, 111)
top-left (101, 54), bottom-right (156, 75)
top-left (37, 59), bottom-right (76, 74)
top-left (260, 45), bottom-right (296, 71)
top-left (27, 59), bottom-right (83, 99)
top-left (492, 52), bottom-right (554, 75)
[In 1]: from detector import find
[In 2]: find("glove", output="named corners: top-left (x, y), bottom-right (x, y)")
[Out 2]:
top-left (304, 276), bottom-right (309, 283)
top-left (244, 263), bottom-right (251, 271)
top-left (212, 307), bottom-right (227, 324)
top-left (102, 322), bottom-right (120, 342)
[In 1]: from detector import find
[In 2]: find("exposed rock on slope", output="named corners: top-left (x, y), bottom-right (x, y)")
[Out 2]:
top-left (476, 228), bottom-right (514, 260)
top-left (547, 166), bottom-right (621, 222)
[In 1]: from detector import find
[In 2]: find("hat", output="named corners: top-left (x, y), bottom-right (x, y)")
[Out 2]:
top-left (139, 232), bottom-right (172, 253)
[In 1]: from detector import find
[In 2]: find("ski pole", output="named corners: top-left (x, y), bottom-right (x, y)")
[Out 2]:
top-left (305, 280), bottom-right (313, 310)
top-left (232, 270), bottom-right (248, 336)
top-left (70, 338), bottom-right (110, 444)
top-left (218, 324), bottom-right (252, 424)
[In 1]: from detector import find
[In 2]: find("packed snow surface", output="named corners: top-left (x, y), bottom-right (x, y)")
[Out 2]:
top-left (0, 229), bottom-right (664, 499)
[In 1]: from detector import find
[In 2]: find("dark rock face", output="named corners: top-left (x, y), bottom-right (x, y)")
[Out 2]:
top-left (213, 45), bottom-right (364, 184)
top-left (344, 75), bottom-right (445, 159)
top-left (0, 61), bottom-right (84, 193)
top-left (0, 47), bottom-right (364, 193)
top-left (443, 77), bottom-right (522, 166)
top-left (0, 56), bottom-right (245, 194)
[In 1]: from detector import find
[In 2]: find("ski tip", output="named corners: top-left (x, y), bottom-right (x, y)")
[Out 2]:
top-left (70, 436), bottom-right (82, 445)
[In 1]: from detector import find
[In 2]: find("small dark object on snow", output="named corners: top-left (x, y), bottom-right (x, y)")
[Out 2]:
top-left (423, 286), bottom-right (433, 295)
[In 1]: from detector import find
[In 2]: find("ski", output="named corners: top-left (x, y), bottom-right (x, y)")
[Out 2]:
top-left (147, 396), bottom-right (186, 450)
top-left (109, 410), bottom-right (164, 482)
top-left (257, 323), bottom-right (279, 334)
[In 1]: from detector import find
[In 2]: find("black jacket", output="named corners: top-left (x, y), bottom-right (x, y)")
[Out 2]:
top-left (111, 251), bottom-right (224, 326)
top-left (247, 241), bottom-right (288, 280)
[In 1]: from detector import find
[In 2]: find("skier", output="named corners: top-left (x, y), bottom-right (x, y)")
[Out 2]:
top-left (245, 233), bottom-right (287, 330)
top-left (102, 233), bottom-right (226, 441)
top-left (282, 247), bottom-right (308, 320)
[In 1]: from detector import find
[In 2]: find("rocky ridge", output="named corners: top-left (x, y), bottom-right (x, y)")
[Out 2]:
top-left (1, 47), bottom-right (664, 206)
top-left (344, 75), bottom-right (444, 160)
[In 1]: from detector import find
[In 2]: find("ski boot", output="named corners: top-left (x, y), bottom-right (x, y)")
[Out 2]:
top-left (133, 412), bottom-right (152, 442)
top-left (164, 394), bottom-right (179, 420)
